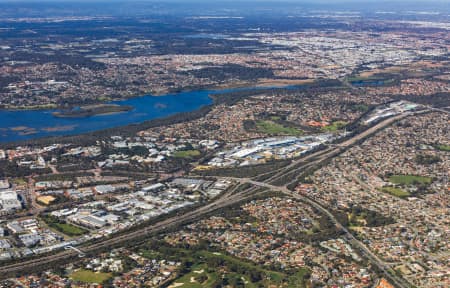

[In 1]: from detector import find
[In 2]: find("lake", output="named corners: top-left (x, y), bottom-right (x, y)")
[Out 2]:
top-left (0, 90), bottom-right (215, 143)
top-left (0, 86), bottom-right (291, 143)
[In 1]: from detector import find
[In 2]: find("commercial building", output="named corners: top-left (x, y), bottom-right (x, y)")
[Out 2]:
top-left (0, 190), bottom-right (22, 212)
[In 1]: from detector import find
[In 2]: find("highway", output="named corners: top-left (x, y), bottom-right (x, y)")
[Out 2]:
top-left (258, 111), bottom-right (417, 187)
top-left (237, 179), bottom-right (411, 288)
top-left (0, 183), bottom-right (264, 278)
top-left (217, 110), bottom-right (422, 288)
top-left (0, 110), bottom-right (422, 286)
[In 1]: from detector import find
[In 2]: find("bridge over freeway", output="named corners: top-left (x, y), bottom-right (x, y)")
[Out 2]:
top-left (0, 108), bottom-right (433, 287)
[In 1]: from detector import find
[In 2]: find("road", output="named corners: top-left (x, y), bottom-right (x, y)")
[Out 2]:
top-left (429, 106), bottom-right (449, 115)
top-left (0, 183), bottom-right (263, 278)
top-left (235, 179), bottom-right (410, 288)
top-left (217, 110), bottom-right (422, 288)
top-left (0, 110), bottom-right (421, 286)
top-left (258, 111), bottom-right (417, 187)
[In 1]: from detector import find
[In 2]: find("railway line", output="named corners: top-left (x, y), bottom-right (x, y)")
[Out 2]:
top-left (0, 184), bottom-right (263, 277)
top-left (0, 110), bottom-right (424, 287)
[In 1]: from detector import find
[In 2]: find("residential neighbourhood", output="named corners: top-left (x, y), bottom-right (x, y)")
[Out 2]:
top-left (0, 1), bottom-right (449, 287)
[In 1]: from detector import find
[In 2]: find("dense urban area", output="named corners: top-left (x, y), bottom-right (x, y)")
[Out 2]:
top-left (0, 1), bottom-right (448, 288)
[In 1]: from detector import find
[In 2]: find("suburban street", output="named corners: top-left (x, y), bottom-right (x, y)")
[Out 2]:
top-left (0, 110), bottom-right (423, 287)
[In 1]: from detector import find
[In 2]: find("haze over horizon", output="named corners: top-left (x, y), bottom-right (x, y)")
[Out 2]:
top-left (0, 0), bottom-right (449, 3)
top-left (0, 0), bottom-right (448, 285)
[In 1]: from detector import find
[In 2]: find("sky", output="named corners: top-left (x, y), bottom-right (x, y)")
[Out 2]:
top-left (0, 0), bottom-right (448, 2)
top-left (1, 0), bottom-right (447, 12)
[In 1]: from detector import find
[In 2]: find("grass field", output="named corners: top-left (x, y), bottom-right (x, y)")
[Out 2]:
top-left (321, 121), bottom-right (347, 132)
top-left (12, 178), bottom-right (28, 186)
top-left (173, 150), bottom-right (201, 158)
top-left (270, 116), bottom-right (281, 121)
top-left (166, 250), bottom-right (286, 287)
top-left (436, 144), bottom-right (450, 152)
top-left (287, 268), bottom-right (310, 288)
top-left (70, 269), bottom-right (112, 284)
top-left (381, 186), bottom-right (411, 198)
top-left (53, 223), bottom-right (87, 236)
top-left (198, 251), bottom-right (285, 284)
top-left (42, 216), bottom-right (88, 236)
top-left (256, 120), bottom-right (303, 136)
top-left (169, 264), bottom-right (219, 288)
top-left (388, 175), bottom-right (432, 185)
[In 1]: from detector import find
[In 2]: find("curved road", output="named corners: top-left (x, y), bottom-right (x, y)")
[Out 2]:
top-left (0, 185), bottom-right (263, 278)
top-left (0, 110), bottom-right (423, 286)
top-left (238, 179), bottom-right (410, 288)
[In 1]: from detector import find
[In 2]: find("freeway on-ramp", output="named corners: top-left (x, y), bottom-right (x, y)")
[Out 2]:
top-left (0, 110), bottom-right (424, 287)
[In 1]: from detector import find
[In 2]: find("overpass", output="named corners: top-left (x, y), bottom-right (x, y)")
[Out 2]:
top-left (0, 109), bottom-right (428, 287)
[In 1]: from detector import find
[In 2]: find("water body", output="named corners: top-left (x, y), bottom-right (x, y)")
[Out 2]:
top-left (183, 33), bottom-right (231, 39)
top-left (350, 80), bottom-right (387, 87)
top-left (0, 90), bottom-right (214, 143)
top-left (0, 86), bottom-right (293, 143)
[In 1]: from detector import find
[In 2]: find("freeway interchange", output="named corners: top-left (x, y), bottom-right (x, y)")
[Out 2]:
top-left (0, 110), bottom-right (424, 287)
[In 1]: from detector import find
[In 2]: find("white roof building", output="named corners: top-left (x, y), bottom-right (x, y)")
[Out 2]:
top-left (0, 190), bottom-right (22, 212)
